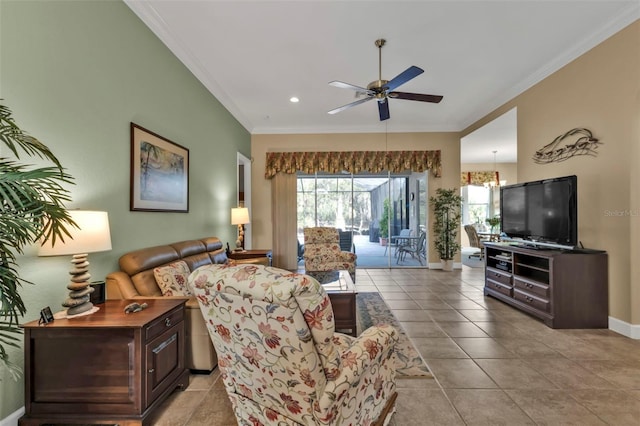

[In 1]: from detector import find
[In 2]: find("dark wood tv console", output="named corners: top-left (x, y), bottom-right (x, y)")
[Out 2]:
top-left (483, 242), bottom-right (608, 328)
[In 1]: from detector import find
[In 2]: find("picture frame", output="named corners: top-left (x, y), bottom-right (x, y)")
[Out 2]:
top-left (130, 123), bottom-right (189, 212)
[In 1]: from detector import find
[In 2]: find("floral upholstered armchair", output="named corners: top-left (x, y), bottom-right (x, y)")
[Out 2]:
top-left (189, 264), bottom-right (398, 426)
top-left (303, 227), bottom-right (357, 281)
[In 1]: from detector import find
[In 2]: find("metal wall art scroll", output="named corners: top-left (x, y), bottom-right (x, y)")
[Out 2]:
top-left (533, 128), bottom-right (601, 164)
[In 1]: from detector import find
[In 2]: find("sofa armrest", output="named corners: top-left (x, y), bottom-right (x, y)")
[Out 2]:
top-left (336, 251), bottom-right (357, 263)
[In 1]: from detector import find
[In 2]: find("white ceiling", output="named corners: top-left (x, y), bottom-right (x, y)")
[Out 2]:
top-left (461, 107), bottom-right (518, 163)
top-left (125, 0), bottom-right (638, 163)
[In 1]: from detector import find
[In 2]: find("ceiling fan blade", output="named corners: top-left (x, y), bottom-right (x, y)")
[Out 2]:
top-left (378, 99), bottom-right (390, 121)
top-left (388, 91), bottom-right (443, 103)
top-left (329, 81), bottom-right (374, 95)
top-left (384, 66), bottom-right (424, 92)
top-left (328, 96), bottom-right (374, 115)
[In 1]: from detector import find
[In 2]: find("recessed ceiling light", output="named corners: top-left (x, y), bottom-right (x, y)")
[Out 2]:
top-left (290, 97), bottom-right (299, 103)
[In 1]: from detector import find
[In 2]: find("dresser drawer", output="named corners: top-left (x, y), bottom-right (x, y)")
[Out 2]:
top-left (514, 289), bottom-right (550, 313)
top-left (146, 306), bottom-right (184, 341)
top-left (514, 277), bottom-right (549, 299)
top-left (486, 267), bottom-right (512, 286)
top-left (486, 278), bottom-right (512, 297)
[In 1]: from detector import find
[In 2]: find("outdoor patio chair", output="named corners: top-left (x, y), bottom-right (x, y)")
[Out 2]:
top-left (338, 229), bottom-right (356, 253)
top-left (397, 231), bottom-right (426, 265)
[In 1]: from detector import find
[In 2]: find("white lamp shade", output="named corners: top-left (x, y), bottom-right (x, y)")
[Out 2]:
top-left (231, 207), bottom-right (250, 225)
top-left (38, 210), bottom-right (112, 256)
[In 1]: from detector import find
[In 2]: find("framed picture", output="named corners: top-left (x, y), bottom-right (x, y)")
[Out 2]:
top-left (130, 123), bottom-right (189, 212)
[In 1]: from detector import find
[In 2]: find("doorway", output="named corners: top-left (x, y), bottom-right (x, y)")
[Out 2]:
top-left (237, 152), bottom-right (251, 248)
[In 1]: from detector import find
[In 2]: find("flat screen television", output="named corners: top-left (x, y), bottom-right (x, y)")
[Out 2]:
top-left (500, 175), bottom-right (577, 248)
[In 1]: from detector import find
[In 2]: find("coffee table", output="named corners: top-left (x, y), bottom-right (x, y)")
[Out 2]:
top-left (306, 270), bottom-right (357, 336)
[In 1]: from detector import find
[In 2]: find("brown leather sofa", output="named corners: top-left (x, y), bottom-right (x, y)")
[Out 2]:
top-left (106, 236), bottom-right (267, 372)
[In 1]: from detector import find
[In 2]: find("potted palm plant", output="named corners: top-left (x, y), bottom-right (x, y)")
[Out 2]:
top-left (430, 188), bottom-right (463, 271)
top-left (378, 198), bottom-right (390, 246)
top-left (0, 102), bottom-right (76, 379)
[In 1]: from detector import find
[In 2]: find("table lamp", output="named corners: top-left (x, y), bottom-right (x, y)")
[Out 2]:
top-left (38, 210), bottom-right (112, 317)
top-left (231, 207), bottom-right (250, 251)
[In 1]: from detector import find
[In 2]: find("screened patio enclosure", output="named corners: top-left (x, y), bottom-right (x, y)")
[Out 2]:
top-left (297, 172), bottom-right (428, 268)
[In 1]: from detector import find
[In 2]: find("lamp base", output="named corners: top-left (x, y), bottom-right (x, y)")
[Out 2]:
top-left (62, 253), bottom-right (96, 317)
top-left (65, 305), bottom-right (100, 319)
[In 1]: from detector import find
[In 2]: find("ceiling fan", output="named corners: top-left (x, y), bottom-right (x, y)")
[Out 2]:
top-left (328, 39), bottom-right (443, 121)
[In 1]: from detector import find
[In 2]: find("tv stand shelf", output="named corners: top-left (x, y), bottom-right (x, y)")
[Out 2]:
top-left (483, 242), bottom-right (608, 328)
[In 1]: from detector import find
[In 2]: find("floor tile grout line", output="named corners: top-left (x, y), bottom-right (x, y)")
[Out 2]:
top-left (371, 267), bottom-right (561, 425)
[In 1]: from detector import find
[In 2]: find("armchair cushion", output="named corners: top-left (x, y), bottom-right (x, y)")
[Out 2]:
top-left (189, 264), bottom-right (397, 425)
top-left (154, 260), bottom-right (192, 296)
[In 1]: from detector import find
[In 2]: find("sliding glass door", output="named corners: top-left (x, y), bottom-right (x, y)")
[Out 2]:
top-left (297, 172), bottom-right (427, 268)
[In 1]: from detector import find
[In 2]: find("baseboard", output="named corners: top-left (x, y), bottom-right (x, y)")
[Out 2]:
top-left (428, 262), bottom-right (463, 270)
top-left (609, 316), bottom-right (640, 339)
top-left (0, 406), bottom-right (24, 426)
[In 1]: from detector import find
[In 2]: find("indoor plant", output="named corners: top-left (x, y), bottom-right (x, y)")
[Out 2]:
top-left (378, 198), bottom-right (390, 245)
top-left (0, 102), bottom-right (76, 379)
top-left (430, 188), bottom-right (463, 270)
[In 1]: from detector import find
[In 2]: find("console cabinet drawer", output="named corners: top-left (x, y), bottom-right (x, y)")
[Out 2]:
top-left (513, 277), bottom-right (549, 299)
top-left (147, 306), bottom-right (184, 341)
top-left (486, 278), bottom-right (512, 297)
top-left (514, 289), bottom-right (550, 313)
top-left (486, 267), bottom-right (512, 286)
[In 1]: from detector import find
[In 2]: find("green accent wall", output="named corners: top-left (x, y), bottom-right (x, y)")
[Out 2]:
top-left (0, 0), bottom-right (250, 418)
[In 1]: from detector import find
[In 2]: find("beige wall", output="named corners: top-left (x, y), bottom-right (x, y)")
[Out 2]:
top-left (251, 132), bottom-right (461, 265)
top-left (462, 21), bottom-right (640, 326)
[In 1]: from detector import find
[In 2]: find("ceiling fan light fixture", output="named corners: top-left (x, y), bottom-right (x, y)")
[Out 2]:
top-left (327, 38), bottom-right (443, 121)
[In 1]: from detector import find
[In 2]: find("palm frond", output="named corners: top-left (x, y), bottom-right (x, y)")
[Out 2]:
top-left (0, 103), bottom-right (63, 170)
top-left (0, 102), bottom-right (75, 378)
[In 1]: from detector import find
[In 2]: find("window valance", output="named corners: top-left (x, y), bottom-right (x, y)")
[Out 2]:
top-left (461, 171), bottom-right (499, 186)
top-left (265, 150), bottom-right (441, 179)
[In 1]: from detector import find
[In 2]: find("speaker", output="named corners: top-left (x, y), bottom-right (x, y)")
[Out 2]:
top-left (90, 281), bottom-right (106, 305)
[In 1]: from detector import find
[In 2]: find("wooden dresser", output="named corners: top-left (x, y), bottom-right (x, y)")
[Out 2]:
top-left (19, 299), bottom-right (189, 426)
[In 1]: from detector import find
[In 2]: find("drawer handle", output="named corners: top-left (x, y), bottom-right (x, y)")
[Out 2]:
top-left (525, 296), bottom-right (533, 302)
top-left (165, 317), bottom-right (171, 327)
top-left (526, 283), bottom-right (534, 289)
top-left (148, 368), bottom-right (155, 374)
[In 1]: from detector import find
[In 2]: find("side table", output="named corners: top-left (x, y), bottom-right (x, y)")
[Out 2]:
top-left (19, 299), bottom-right (189, 426)
top-left (228, 249), bottom-right (272, 266)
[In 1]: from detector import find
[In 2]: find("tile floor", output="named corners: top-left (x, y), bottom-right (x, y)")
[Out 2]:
top-left (149, 267), bottom-right (640, 425)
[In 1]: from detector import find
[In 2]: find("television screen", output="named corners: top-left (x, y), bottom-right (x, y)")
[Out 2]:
top-left (500, 175), bottom-right (577, 247)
